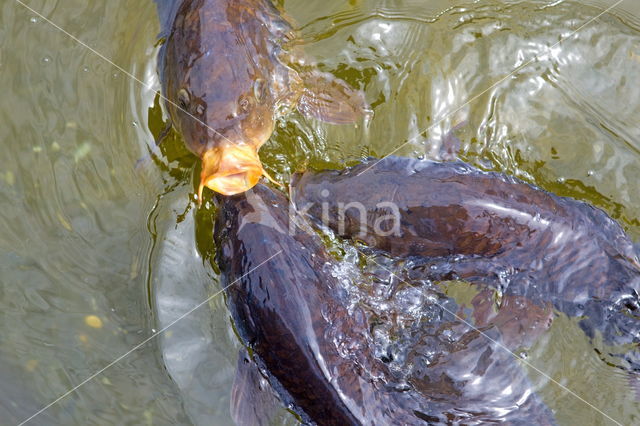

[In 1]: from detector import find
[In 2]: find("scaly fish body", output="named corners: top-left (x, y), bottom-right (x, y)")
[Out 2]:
top-left (215, 183), bottom-right (555, 424)
top-left (292, 157), bottom-right (640, 366)
top-left (214, 184), bottom-right (421, 424)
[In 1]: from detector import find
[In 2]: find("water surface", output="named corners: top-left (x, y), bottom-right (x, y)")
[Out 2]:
top-left (1, 0), bottom-right (639, 424)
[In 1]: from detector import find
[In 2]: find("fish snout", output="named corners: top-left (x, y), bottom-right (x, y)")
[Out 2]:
top-left (199, 145), bottom-right (264, 199)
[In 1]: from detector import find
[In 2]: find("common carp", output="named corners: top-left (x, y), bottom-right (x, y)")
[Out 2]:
top-left (157, 0), bottom-right (368, 199)
top-left (214, 183), bottom-right (555, 424)
top-left (292, 156), bottom-right (640, 368)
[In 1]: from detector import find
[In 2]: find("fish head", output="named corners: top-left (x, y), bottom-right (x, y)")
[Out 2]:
top-left (162, 4), bottom-right (281, 197)
top-left (167, 67), bottom-right (276, 198)
top-left (161, 0), bottom-right (295, 198)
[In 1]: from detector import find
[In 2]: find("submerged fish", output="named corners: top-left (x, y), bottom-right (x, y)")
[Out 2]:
top-left (292, 156), bottom-right (640, 368)
top-left (214, 183), bottom-right (554, 424)
top-left (157, 0), bottom-right (367, 198)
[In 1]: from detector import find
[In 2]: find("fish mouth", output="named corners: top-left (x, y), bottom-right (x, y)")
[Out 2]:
top-left (199, 145), bottom-right (265, 199)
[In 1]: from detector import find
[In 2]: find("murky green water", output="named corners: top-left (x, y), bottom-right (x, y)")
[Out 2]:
top-left (1, 0), bottom-right (639, 424)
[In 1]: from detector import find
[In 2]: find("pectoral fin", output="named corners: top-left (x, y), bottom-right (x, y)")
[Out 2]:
top-left (230, 349), bottom-right (280, 426)
top-left (297, 71), bottom-right (370, 124)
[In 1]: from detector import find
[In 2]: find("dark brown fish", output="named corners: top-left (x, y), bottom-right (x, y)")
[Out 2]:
top-left (292, 156), bottom-right (640, 366)
top-left (214, 184), bottom-right (419, 424)
top-left (158, 0), bottom-right (367, 198)
top-left (214, 183), bottom-right (555, 425)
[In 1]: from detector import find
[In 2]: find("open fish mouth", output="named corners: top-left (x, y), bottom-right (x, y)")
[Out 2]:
top-left (199, 144), bottom-right (271, 199)
top-left (204, 170), bottom-right (262, 196)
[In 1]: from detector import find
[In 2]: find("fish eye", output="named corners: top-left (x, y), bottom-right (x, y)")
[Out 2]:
top-left (239, 97), bottom-right (250, 113)
top-left (253, 78), bottom-right (267, 104)
top-left (177, 88), bottom-right (190, 110)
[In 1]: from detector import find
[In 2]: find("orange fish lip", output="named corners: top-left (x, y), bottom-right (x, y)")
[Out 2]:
top-left (198, 145), bottom-right (265, 200)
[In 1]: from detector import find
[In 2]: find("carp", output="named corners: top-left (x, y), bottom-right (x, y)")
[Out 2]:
top-left (292, 156), bottom-right (640, 369)
top-left (157, 0), bottom-right (368, 199)
top-left (214, 183), bottom-right (554, 424)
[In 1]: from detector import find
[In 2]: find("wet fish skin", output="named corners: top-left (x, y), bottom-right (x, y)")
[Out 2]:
top-left (161, 0), bottom-right (293, 155)
top-left (214, 184), bottom-right (426, 425)
top-left (158, 0), bottom-right (368, 196)
top-left (214, 184), bottom-right (556, 425)
top-left (160, 0), bottom-right (291, 196)
top-left (292, 157), bottom-right (640, 301)
top-left (292, 156), bottom-right (640, 362)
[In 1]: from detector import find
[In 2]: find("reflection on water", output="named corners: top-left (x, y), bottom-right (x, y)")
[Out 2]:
top-left (0, 0), bottom-right (639, 424)
top-left (0, 0), bottom-right (186, 424)
top-left (152, 187), bottom-right (237, 425)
